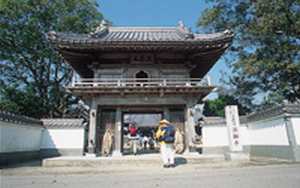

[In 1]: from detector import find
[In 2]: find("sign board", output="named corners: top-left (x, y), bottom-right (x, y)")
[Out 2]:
top-left (225, 105), bottom-right (243, 152)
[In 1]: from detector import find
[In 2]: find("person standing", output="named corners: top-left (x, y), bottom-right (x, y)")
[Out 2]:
top-left (143, 135), bottom-right (149, 150)
top-left (148, 136), bottom-right (155, 150)
top-left (155, 119), bottom-right (176, 168)
top-left (128, 123), bottom-right (139, 155)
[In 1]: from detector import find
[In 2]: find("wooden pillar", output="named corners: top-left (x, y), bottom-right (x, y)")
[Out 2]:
top-left (87, 101), bottom-right (97, 157)
top-left (163, 107), bottom-right (170, 120)
top-left (112, 107), bottom-right (122, 156)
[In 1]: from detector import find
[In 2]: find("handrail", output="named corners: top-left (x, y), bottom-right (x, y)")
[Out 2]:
top-left (71, 77), bottom-right (209, 87)
top-left (78, 78), bottom-right (203, 81)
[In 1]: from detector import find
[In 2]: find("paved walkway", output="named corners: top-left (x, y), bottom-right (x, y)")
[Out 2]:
top-left (42, 154), bottom-right (226, 167)
top-left (1, 163), bottom-right (300, 188)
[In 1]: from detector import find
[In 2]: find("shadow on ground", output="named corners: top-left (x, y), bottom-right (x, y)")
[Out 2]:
top-left (0, 160), bottom-right (42, 169)
top-left (175, 157), bottom-right (187, 166)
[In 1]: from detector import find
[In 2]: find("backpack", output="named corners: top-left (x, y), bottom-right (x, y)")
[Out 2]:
top-left (161, 125), bottom-right (175, 143)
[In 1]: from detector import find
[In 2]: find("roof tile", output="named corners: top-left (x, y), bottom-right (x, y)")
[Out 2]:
top-left (41, 118), bottom-right (85, 129)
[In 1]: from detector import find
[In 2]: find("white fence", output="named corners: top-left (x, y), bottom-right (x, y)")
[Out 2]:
top-left (200, 104), bottom-right (300, 161)
top-left (247, 118), bottom-right (289, 146)
top-left (1, 103), bottom-right (300, 165)
top-left (0, 112), bottom-right (43, 165)
top-left (0, 112), bottom-right (85, 165)
top-left (40, 129), bottom-right (84, 157)
top-left (0, 121), bottom-right (43, 153)
top-left (291, 117), bottom-right (300, 145)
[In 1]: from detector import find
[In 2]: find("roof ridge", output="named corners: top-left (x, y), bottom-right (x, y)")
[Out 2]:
top-left (109, 26), bottom-right (178, 32)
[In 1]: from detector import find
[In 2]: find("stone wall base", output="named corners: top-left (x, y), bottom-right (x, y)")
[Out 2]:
top-left (249, 145), bottom-right (294, 161)
top-left (40, 148), bottom-right (83, 158)
top-left (201, 146), bottom-right (229, 155)
top-left (225, 152), bottom-right (249, 161)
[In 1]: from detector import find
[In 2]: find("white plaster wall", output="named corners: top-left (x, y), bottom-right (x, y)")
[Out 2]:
top-left (240, 125), bottom-right (250, 146)
top-left (203, 125), bottom-right (229, 146)
top-left (247, 118), bottom-right (289, 146)
top-left (291, 117), bottom-right (300, 145)
top-left (203, 124), bottom-right (249, 147)
top-left (0, 121), bottom-right (43, 153)
top-left (41, 129), bottom-right (84, 149)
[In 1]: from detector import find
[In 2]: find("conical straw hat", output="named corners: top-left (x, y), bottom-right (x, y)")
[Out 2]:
top-left (159, 119), bottom-right (170, 125)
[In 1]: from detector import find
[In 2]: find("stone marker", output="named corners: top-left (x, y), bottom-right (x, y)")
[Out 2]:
top-left (225, 105), bottom-right (249, 161)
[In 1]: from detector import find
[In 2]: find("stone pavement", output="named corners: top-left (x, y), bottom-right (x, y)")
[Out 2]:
top-left (42, 154), bottom-right (226, 167)
top-left (0, 154), bottom-right (296, 176)
top-left (1, 161), bottom-right (300, 188)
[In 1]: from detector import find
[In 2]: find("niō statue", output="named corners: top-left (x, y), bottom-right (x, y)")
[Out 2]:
top-left (101, 128), bottom-right (113, 156)
top-left (174, 128), bottom-right (185, 154)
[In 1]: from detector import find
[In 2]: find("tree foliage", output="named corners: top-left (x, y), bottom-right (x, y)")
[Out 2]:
top-left (198, 0), bottom-right (300, 106)
top-left (203, 89), bottom-right (251, 117)
top-left (0, 0), bottom-right (103, 118)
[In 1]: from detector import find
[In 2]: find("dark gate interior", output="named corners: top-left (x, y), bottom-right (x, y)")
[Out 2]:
top-left (122, 112), bottom-right (162, 155)
top-left (169, 108), bottom-right (185, 132)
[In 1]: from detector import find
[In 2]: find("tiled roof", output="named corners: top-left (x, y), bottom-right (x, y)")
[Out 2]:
top-left (42, 118), bottom-right (85, 129)
top-left (203, 103), bottom-right (300, 126)
top-left (92, 27), bottom-right (186, 41)
top-left (203, 116), bottom-right (226, 126)
top-left (203, 116), bottom-right (248, 126)
top-left (47, 21), bottom-right (233, 49)
top-left (47, 21), bottom-right (234, 78)
top-left (0, 111), bottom-right (42, 127)
top-left (247, 103), bottom-right (300, 122)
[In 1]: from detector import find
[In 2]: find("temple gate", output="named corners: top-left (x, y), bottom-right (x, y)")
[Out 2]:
top-left (47, 21), bottom-right (233, 156)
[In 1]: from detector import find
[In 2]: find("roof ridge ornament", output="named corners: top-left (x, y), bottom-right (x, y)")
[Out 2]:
top-left (178, 20), bottom-right (185, 28)
top-left (177, 20), bottom-right (194, 39)
top-left (90, 19), bottom-right (110, 38)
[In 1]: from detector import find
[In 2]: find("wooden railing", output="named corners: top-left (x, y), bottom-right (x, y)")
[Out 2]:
top-left (71, 78), bottom-right (210, 88)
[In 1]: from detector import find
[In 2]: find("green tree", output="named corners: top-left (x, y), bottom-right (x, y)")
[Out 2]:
top-left (203, 89), bottom-right (251, 117)
top-left (198, 0), bottom-right (300, 106)
top-left (0, 0), bottom-right (103, 118)
top-left (0, 85), bottom-right (45, 117)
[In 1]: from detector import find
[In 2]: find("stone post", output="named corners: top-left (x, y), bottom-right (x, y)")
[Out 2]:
top-left (225, 105), bottom-right (248, 161)
top-left (184, 104), bottom-right (194, 153)
top-left (112, 107), bottom-right (122, 156)
top-left (86, 101), bottom-right (97, 157)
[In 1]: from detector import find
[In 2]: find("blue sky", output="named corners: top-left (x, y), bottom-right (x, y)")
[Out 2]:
top-left (97, 0), bottom-right (230, 88)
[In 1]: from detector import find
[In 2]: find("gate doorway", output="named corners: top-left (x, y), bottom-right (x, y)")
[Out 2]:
top-left (122, 112), bottom-right (162, 155)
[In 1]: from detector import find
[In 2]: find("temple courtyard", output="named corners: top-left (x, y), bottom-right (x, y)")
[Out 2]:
top-left (1, 160), bottom-right (300, 188)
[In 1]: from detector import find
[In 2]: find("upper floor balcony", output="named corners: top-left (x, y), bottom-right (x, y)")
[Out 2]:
top-left (68, 77), bottom-right (214, 97)
top-left (71, 77), bottom-right (211, 88)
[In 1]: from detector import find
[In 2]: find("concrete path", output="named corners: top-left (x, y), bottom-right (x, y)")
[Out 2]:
top-left (42, 154), bottom-right (226, 167)
top-left (1, 162), bottom-right (300, 188)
